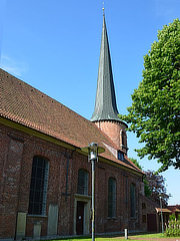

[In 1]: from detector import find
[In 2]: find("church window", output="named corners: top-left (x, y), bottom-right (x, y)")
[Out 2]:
top-left (130, 183), bottom-right (136, 218)
top-left (108, 177), bottom-right (116, 217)
top-left (122, 131), bottom-right (125, 146)
top-left (77, 169), bottom-right (89, 195)
top-left (118, 150), bottom-right (124, 161)
top-left (28, 156), bottom-right (49, 215)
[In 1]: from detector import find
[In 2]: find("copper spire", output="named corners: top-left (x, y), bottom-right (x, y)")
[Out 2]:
top-left (91, 14), bottom-right (120, 122)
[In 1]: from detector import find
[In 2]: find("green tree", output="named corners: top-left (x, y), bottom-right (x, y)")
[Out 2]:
top-left (129, 158), bottom-right (151, 197)
top-left (129, 158), bottom-right (170, 205)
top-left (145, 170), bottom-right (170, 206)
top-left (120, 19), bottom-right (180, 172)
top-left (129, 157), bottom-right (142, 170)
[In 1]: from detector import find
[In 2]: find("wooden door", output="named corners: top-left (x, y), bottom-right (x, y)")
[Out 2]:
top-left (76, 201), bottom-right (84, 235)
top-left (147, 214), bottom-right (157, 232)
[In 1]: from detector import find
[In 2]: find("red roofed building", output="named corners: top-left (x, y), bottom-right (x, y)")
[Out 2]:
top-left (166, 205), bottom-right (180, 220)
top-left (0, 15), bottom-right (150, 240)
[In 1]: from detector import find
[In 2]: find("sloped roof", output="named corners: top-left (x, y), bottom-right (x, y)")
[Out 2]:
top-left (168, 205), bottom-right (180, 213)
top-left (0, 68), bottom-right (142, 174)
top-left (156, 208), bottom-right (172, 213)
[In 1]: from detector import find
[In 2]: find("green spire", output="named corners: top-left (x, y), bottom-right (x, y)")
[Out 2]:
top-left (91, 14), bottom-right (120, 122)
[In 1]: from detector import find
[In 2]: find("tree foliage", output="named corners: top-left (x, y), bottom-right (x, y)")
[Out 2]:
top-left (120, 19), bottom-right (180, 172)
top-left (145, 170), bottom-right (170, 206)
top-left (130, 158), bottom-right (170, 205)
top-left (129, 158), bottom-right (151, 197)
top-left (129, 157), bottom-right (142, 170)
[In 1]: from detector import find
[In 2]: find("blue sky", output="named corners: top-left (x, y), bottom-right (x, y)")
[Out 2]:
top-left (0, 0), bottom-right (179, 205)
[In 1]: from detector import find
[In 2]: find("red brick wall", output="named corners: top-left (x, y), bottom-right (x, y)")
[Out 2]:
top-left (0, 123), bottom-right (143, 239)
top-left (139, 195), bottom-right (159, 232)
top-left (95, 162), bottom-right (142, 233)
top-left (94, 120), bottom-right (127, 153)
top-left (0, 126), bottom-right (24, 238)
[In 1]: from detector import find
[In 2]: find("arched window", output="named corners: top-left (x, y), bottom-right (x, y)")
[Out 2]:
top-left (122, 131), bottom-right (125, 146)
top-left (108, 177), bottom-right (116, 217)
top-left (130, 183), bottom-right (136, 217)
top-left (28, 156), bottom-right (49, 215)
top-left (77, 169), bottom-right (89, 195)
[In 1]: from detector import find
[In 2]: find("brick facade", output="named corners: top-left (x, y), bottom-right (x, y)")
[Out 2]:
top-left (0, 122), bottom-right (145, 239)
top-left (94, 121), bottom-right (128, 154)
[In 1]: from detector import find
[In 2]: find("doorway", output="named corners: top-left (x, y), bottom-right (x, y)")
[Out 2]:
top-left (147, 214), bottom-right (157, 232)
top-left (74, 195), bottom-right (91, 235)
top-left (76, 201), bottom-right (85, 235)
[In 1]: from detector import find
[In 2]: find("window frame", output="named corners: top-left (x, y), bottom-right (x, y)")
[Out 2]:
top-left (142, 214), bottom-right (147, 223)
top-left (118, 150), bottom-right (124, 161)
top-left (28, 156), bottom-right (49, 216)
top-left (122, 131), bottom-right (125, 146)
top-left (108, 177), bottom-right (117, 218)
top-left (77, 169), bottom-right (89, 196)
top-left (130, 183), bottom-right (136, 218)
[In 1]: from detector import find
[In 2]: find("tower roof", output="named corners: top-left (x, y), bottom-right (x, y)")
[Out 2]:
top-left (91, 14), bottom-right (120, 122)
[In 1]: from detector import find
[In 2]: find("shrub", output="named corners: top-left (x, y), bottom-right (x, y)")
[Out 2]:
top-left (165, 220), bottom-right (180, 237)
top-left (169, 213), bottom-right (176, 221)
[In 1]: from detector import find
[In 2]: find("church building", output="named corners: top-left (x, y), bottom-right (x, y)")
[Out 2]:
top-left (0, 14), bottom-right (147, 240)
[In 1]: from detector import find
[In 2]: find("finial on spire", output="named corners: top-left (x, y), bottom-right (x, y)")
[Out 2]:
top-left (102, 2), bottom-right (105, 15)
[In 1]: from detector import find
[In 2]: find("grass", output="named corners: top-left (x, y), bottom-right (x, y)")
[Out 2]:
top-left (128, 233), bottom-right (165, 238)
top-left (44, 232), bottom-right (180, 241)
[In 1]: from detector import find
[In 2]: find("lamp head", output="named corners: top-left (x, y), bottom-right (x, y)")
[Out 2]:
top-left (81, 142), bottom-right (105, 162)
top-left (88, 142), bottom-right (98, 161)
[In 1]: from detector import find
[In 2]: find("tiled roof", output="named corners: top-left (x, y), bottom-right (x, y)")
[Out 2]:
top-left (156, 208), bottom-right (172, 213)
top-left (168, 205), bottom-right (180, 213)
top-left (0, 68), bottom-right (142, 174)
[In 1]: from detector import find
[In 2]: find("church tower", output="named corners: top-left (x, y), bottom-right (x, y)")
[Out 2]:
top-left (91, 14), bottom-right (128, 154)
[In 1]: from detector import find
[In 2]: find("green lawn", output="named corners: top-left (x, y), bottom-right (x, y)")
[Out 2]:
top-left (128, 233), bottom-right (165, 238)
top-left (44, 232), bottom-right (179, 241)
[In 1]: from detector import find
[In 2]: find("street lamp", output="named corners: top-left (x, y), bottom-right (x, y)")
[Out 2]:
top-left (81, 142), bottom-right (105, 241)
top-left (159, 195), bottom-right (164, 233)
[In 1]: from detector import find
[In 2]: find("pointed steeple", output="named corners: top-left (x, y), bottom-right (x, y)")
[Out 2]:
top-left (91, 14), bottom-right (120, 122)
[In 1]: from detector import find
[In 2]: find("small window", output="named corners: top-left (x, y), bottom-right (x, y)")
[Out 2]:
top-left (142, 203), bottom-right (146, 209)
top-left (122, 131), bottom-right (125, 146)
top-left (130, 183), bottom-right (136, 218)
top-left (108, 177), bottom-right (116, 217)
top-left (28, 156), bottom-right (49, 215)
top-left (118, 151), bottom-right (124, 161)
top-left (77, 169), bottom-right (89, 195)
top-left (142, 215), bottom-right (146, 223)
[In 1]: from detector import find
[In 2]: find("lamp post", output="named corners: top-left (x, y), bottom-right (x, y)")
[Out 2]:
top-left (81, 142), bottom-right (105, 241)
top-left (159, 195), bottom-right (164, 233)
